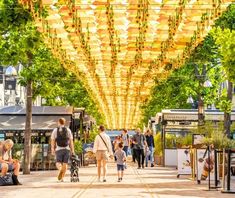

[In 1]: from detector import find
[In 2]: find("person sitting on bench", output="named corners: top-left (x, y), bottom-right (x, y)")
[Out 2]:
top-left (0, 139), bottom-right (21, 185)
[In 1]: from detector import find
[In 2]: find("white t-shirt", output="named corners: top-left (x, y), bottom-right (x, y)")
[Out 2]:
top-left (93, 132), bottom-right (113, 155)
top-left (51, 126), bottom-right (73, 151)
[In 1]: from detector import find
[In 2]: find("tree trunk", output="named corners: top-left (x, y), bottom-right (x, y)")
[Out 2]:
top-left (198, 93), bottom-right (205, 126)
top-left (23, 80), bottom-right (32, 174)
top-left (224, 81), bottom-right (233, 137)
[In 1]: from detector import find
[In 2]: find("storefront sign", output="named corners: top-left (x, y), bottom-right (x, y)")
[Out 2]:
top-left (6, 132), bottom-right (14, 137)
top-left (164, 114), bottom-right (198, 121)
top-left (0, 133), bottom-right (5, 141)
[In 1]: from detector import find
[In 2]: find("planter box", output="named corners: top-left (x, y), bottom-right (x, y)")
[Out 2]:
top-left (154, 155), bottom-right (163, 165)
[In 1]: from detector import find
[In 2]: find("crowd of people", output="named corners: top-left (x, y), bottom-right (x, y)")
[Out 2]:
top-left (112, 128), bottom-right (155, 169)
top-left (93, 125), bottom-right (155, 182)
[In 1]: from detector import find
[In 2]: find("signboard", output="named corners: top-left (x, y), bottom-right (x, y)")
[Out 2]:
top-left (6, 132), bottom-right (14, 137)
top-left (164, 114), bottom-right (198, 121)
top-left (0, 133), bottom-right (5, 141)
top-left (177, 148), bottom-right (192, 175)
top-left (196, 149), bottom-right (218, 182)
top-left (83, 143), bottom-right (96, 166)
top-left (165, 149), bottom-right (177, 166)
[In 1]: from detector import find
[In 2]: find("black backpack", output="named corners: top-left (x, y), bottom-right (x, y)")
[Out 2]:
top-left (56, 127), bottom-right (69, 147)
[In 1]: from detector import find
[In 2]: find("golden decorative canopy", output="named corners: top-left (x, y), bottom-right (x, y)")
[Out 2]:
top-left (20, 0), bottom-right (233, 129)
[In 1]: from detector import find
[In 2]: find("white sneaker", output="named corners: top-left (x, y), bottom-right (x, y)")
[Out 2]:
top-left (57, 179), bottom-right (64, 183)
top-left (97, 178), bottom-right (101, 182)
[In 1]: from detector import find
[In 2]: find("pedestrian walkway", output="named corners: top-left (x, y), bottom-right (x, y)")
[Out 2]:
top-left (1, 162), bottom-right (235, 198)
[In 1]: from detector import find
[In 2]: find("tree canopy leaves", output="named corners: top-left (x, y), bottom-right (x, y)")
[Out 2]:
top-left (140, 4), bottom-right (235, 126)
top-left (0, 0), bottom-right (104, 124)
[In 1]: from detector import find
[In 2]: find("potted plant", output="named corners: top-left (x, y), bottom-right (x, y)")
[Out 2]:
top-left (201, 122), bottom-right (235, 177)
top-left (12, 143), bottom-right (24, 161)
top-left (154, 133), bottom-right (163, 165)
top-left (74, 140), bottom-right (83, 155)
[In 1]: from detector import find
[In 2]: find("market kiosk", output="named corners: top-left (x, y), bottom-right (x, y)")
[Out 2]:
top-left (158, 109), bottom-right (235, 167)
top-left (0, 106), bottom-right (85, 170)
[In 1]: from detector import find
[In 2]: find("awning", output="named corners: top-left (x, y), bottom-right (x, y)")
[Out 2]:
top-left (0, 106), bottom-right (73, 115)
top-left (0, 106), bottom-right (74, 130)
top-left (0, 115), bottom-right (71, 130)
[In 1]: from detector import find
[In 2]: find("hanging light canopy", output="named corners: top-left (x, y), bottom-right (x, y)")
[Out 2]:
top-left (19, 0), bottom-right (233, 129)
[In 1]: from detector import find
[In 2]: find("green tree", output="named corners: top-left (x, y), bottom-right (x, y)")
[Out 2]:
top-left (140, 4), bottom-right (235, 129)
top-left (18, 46), bottom-right (104, 124)
top-left (0, 0), bottom-right (43, 174)
top-left (212, 4), bottom-right (235, 136)
top-left (140, 35), bottom-right (223, 126)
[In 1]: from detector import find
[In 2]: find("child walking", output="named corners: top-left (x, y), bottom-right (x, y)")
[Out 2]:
top-left (114, 142), bottom-right (126, 182)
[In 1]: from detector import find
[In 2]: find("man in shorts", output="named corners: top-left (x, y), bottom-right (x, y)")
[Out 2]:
top-left (51, 118), bottom-right (74, 182)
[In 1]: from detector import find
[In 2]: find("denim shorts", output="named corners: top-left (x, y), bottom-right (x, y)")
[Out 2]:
top-left (56, 149), bottom-right (70, 163)
top-left (117, 164), bottom-right (124, 171)
top-left (0, 163), bottom-right (14, 171)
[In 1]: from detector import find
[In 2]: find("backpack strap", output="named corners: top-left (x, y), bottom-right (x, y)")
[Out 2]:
top-left (57, 127), bottom-right (67, 134)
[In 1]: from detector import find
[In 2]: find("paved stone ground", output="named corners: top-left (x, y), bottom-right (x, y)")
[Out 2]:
top-left (1, 162), bottom-right (235, 198)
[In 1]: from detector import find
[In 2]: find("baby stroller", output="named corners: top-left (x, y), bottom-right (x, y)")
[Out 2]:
top-left (70, 154), bottom-right (80, 182)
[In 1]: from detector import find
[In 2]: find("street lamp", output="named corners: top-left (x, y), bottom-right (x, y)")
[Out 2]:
top-left (187, 63), bottom-right (213, 126)
top-left (3, 66), bottom-right (18, 106)
top-left (187, 95), bottom-right (194, 104)
top-left (5, 66), bottom-right (17, 76)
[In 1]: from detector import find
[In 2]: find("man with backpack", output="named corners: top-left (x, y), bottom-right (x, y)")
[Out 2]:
top-left (51, 118), bottom-right (74, 182)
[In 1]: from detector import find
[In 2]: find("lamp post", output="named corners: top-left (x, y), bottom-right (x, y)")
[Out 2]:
top-left (3, 66), bottom-right (18, 106)
top-left (187, 95), bottom-right (194, 106)
top-left (187, 64), bottom-right (213, 126)
top-left (5, 66), bottom-right (18, 105)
